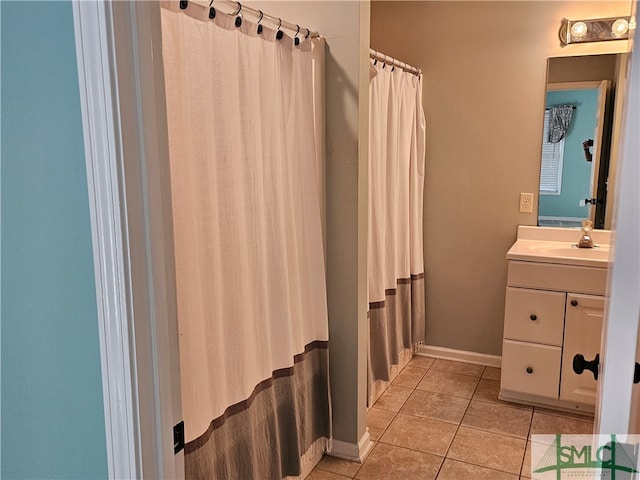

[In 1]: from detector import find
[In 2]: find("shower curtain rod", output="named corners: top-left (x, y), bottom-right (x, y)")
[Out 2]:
top-left (370, 48), bottom-right (421, 76)
top-left (184, 0), bottom-right (319, 39)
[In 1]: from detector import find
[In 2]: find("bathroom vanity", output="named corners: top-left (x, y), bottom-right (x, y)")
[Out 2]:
top-left (499, 226), bottom-right (611, 414)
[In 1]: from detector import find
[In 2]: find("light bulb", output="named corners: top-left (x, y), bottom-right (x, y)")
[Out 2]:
top-left (611, 18), bottom-right (629, 37)
top-left (570, 21), bottom-right (588, 38)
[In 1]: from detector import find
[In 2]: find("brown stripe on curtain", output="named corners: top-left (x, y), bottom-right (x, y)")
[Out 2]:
top-left (368, 275), bottom-right (425, 385)
top-left (185, 341), bottom-right (330, 479)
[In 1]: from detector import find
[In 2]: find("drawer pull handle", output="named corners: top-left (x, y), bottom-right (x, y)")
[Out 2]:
top-left (526, 367), bottom-right (534, 374)
top-left (530, 314), bottom-right (537, 321)
top-left (571, 299), bottom-right (578, 307)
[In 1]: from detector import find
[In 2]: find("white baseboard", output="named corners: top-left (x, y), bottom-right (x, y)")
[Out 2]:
top-left (329, 429), bottom-right (374, 463)
top-left (417, 345), bottom-right (502, 368)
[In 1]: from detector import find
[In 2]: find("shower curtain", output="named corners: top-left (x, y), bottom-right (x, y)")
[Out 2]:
top-left (368, 60), bottom-right (426, 406)
top-left (160, 2), bottom-right (329, 478)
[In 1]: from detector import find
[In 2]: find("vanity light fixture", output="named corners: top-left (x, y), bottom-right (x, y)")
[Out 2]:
top-left (559, 16), bottom-right (634, 46)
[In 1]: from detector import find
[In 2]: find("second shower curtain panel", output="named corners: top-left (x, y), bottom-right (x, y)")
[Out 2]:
top-left (368, 60), bottom-right (427, 405)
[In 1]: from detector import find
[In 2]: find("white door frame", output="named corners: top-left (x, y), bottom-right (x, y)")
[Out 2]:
top-left (596, 5), bottom-right (640, 434)
top-left (72, 1), bottom-right (183, 478)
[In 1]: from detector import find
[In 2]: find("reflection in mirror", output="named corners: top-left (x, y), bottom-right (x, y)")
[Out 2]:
top-left (537, 54), bottom-right (626, 229)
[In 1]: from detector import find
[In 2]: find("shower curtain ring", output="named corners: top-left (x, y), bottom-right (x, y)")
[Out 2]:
top-left (305, 27), bottom-right (311, 39)
top-left (256, 9), bottom-right (264, 34)
top-left (294, 24), bottom-right (300, 46)
top-left (276, 18), bottom-right (284, 40)
top-left (233, 2), bottom-right (242, 27)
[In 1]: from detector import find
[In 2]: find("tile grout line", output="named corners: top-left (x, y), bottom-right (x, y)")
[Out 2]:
top-left (371, 437), bottom-right (524, 477)
top-left (358, 358), bottom-right (520, 480)
top-left (437, 456), bottom-right (527, 477)
top-left (358, 357), bottom-right (436, 479)
top-left (376, 406), bottom-right (533, 441)
top-left (433, 365), bottom-right (486, 479)
top-left (518, 402), bottom-right (536, 479)
top-left (374, 359), bottom-right (552, 479)
top-left (352, 357), bottom-right (434, 479)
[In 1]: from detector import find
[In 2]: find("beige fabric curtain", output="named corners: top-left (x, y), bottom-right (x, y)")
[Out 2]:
top-left (368, 60), bottom-right (426, 405)
top-left (160, 2), bottom-right (329, 477)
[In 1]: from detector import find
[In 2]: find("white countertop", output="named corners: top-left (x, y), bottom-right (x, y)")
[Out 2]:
top-left (506, 226), bottom-right (612, 268)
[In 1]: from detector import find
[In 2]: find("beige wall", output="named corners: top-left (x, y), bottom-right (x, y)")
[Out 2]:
top-left (371, 1), bottom-right (632, 355)
top-left (245, 1), bottom-right (371, 445)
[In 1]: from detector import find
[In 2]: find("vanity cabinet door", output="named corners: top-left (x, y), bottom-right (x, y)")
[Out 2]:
top-left (501, 340), bottom-right (561, 399)
top-left (560, 294), bottom-right (605, 406)
top-left (504, 287), bottom-right (565, 346)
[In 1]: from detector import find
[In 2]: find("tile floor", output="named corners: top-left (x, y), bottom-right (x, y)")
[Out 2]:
top-left (310, 356), bottom-right (595, 480)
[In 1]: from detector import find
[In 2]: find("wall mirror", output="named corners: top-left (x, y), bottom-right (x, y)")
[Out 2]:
top-left (537, 53), bottom-right (627, 229)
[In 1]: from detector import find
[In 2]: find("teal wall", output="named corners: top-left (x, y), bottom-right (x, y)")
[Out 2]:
top-left (539, 89), bottom-right (598, 219)
top-left (1, 2), bottom-right (108, 478)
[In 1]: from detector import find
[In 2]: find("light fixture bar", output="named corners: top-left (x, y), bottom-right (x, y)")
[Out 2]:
top-left (559, 16), bottom-right (634, 46)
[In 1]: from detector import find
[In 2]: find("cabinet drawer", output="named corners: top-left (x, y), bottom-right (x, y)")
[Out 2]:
top-left (508, 261), bottom-right (607, 295)
top-left (501, 340), bottom-right (561, 399)
top-left (504, 287), bottom-right (565, 345)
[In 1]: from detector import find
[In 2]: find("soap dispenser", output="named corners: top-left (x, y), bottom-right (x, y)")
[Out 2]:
top-left (578, 220), bottom-right (594, 248)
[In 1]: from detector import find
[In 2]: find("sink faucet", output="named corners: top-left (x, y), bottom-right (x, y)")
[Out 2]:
top-left (578, 220), bottom-right (595, 248)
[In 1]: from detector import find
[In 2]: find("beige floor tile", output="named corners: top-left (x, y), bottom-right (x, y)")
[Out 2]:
top-left (430, 359), bottom-right (485, 377)
top-left (316, 455), bottom-right (361, 477)
top-left (380, 414), bottom-right (457, 456)
top-left (366, 407), bottom-right (396, 441)
top-left (401, 389), bottom-right (470, 424)
top-left (472, 378), bottom-right (500, 403)
top-left (529, 411), bottom-right (594, 436)
top-left (308, 468), bottom-right (352, 480)
top-left (447, 426), bottom-right (526, 475)
top-left (373, 385), bottom-right (413, 413)
top-left (408, 355), bottom-right (435, 370)
top-left (527, 436), bottom-right (570, 479)
top-left (482, 366), bottom-right (502, 380)
top-left (436, 458), bottom-right (519, 480)
top-left (461, 401), bottom-right (532, 439)
top-left (416, 370), bottom-right (480, 398)
top-left (393, 366), bottom-right (427, 389)
top-left (473, 378), bottom-right (531, 409)
top-left (355, 443), bottom-right (442, 480)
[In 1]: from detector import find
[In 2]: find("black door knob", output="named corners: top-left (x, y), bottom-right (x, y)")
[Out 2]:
top-left (571, 300), bottom-right (578, 307)
top-left (526, 367), bottom-right (534, 374)
top-left (573, 353), bottom-right (599, 380)
top-left (530, 314), bottom-right (537, 321)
